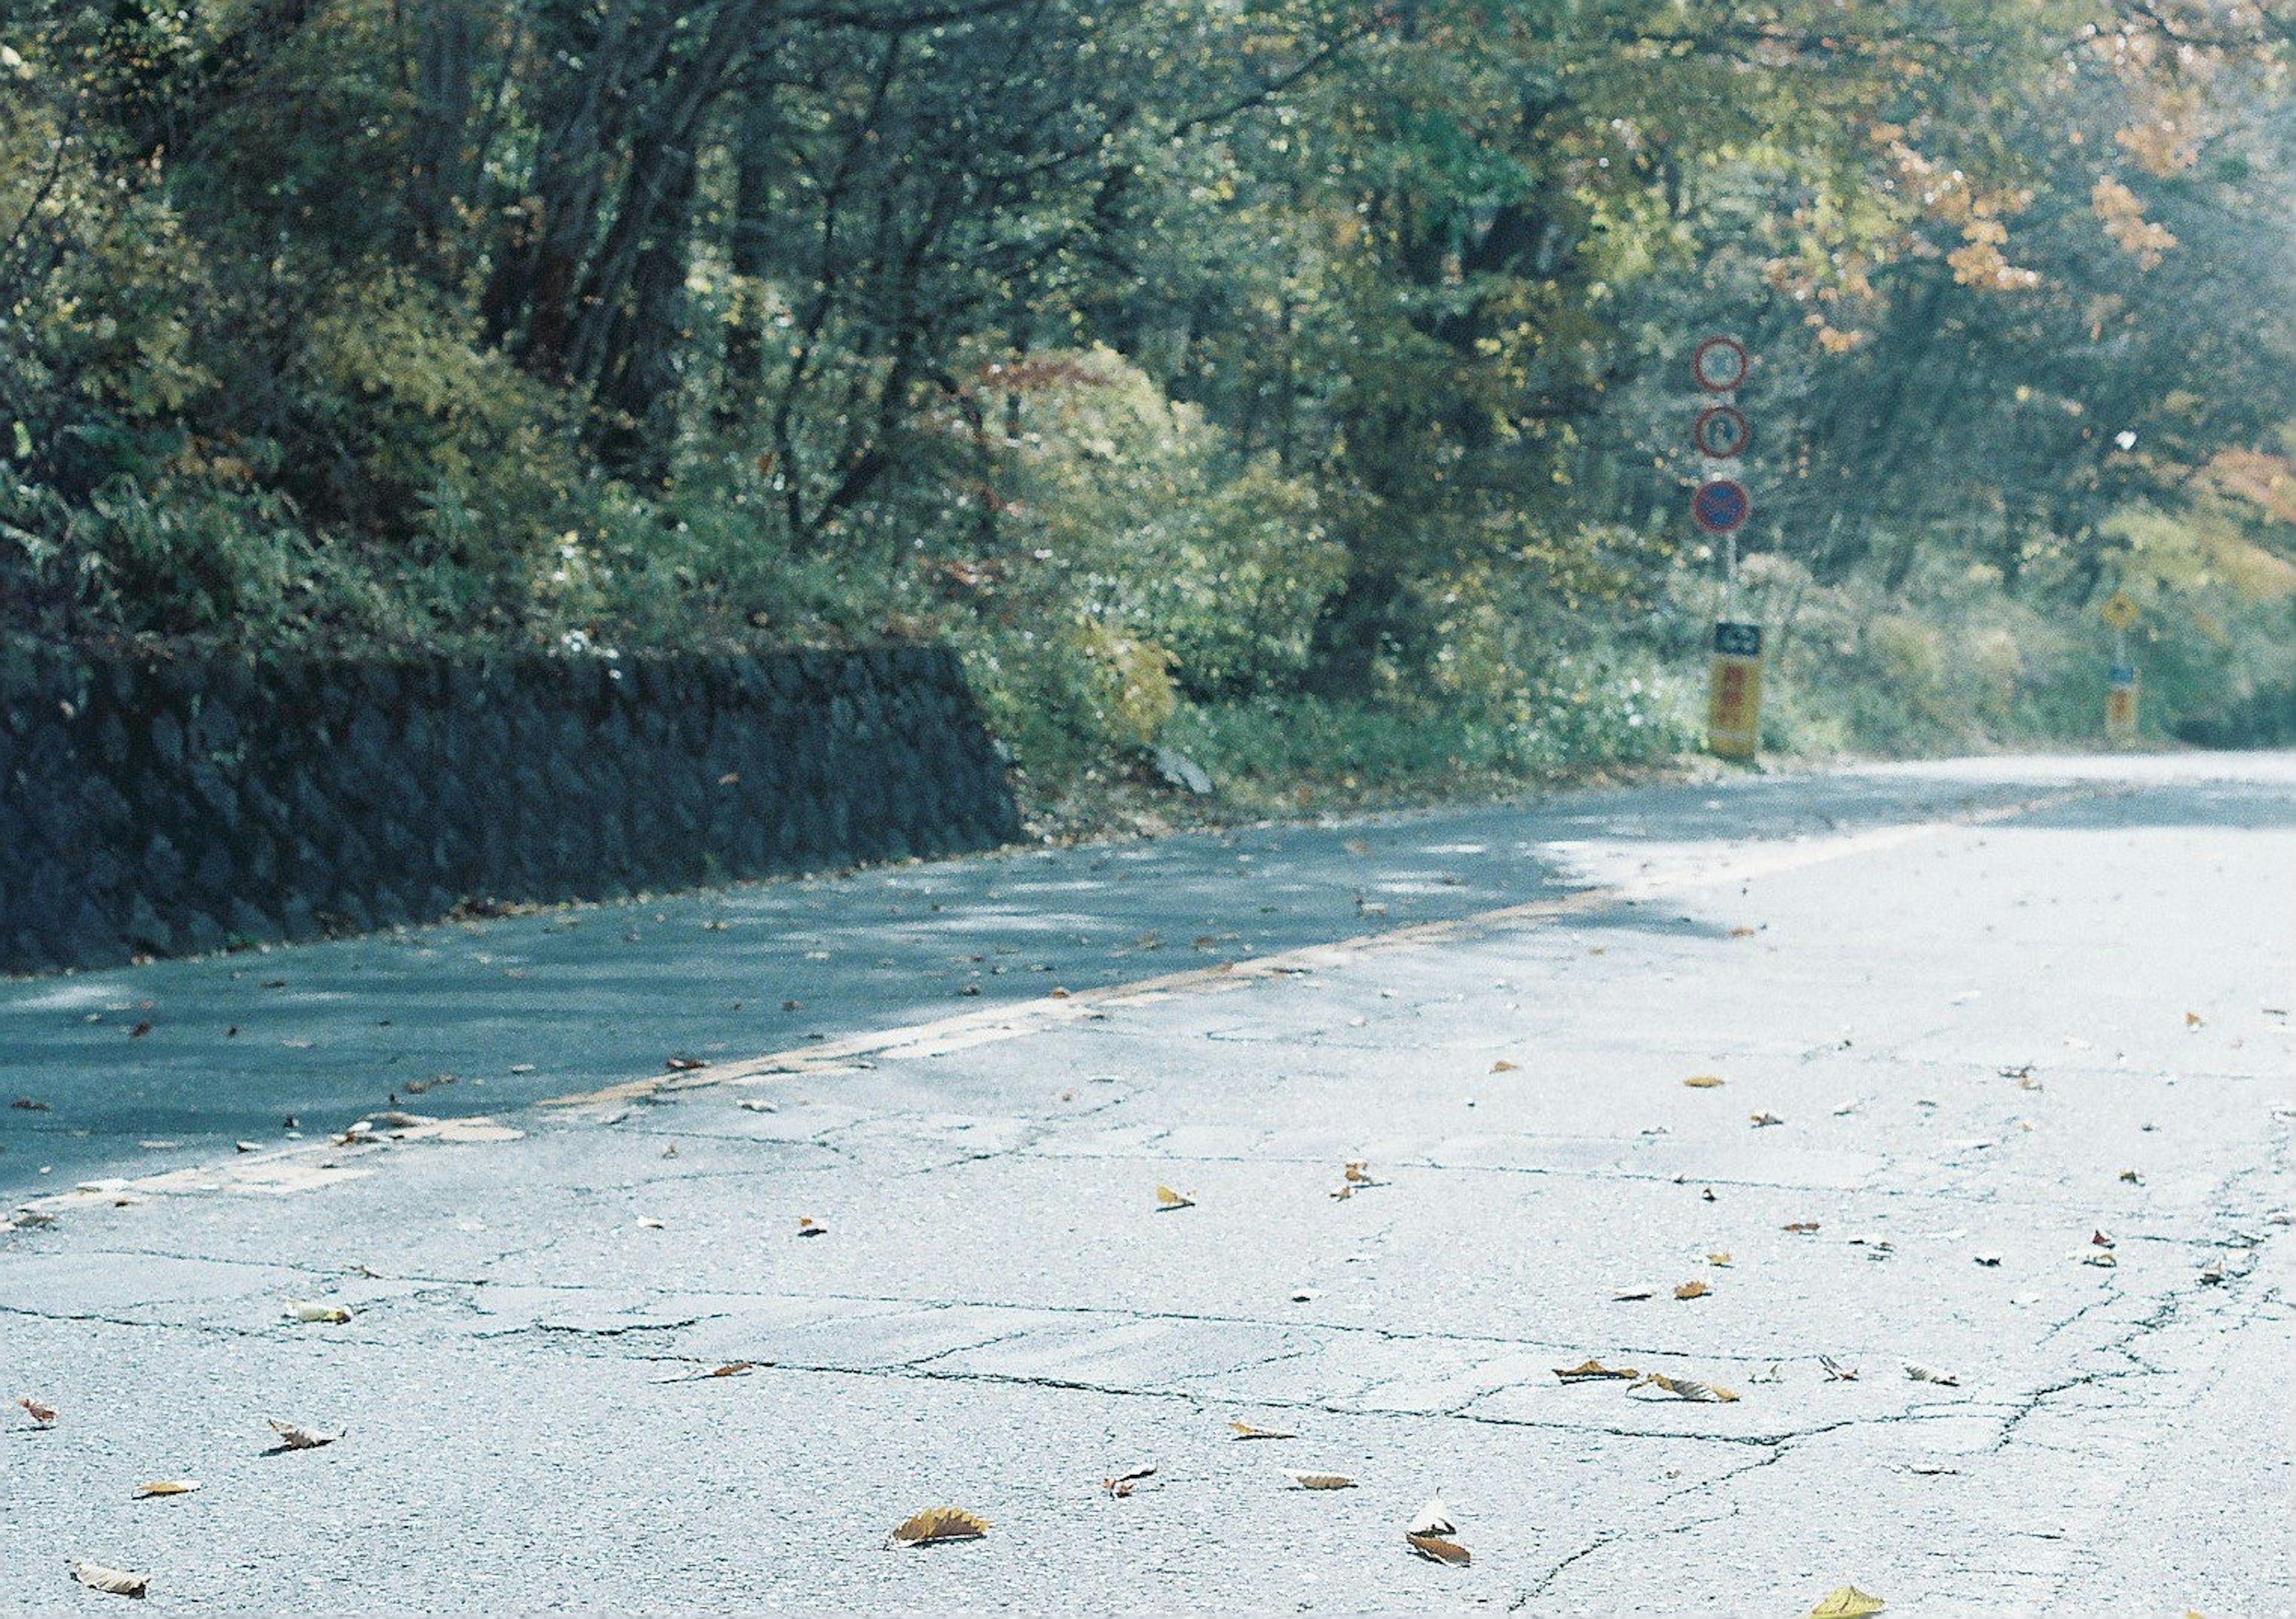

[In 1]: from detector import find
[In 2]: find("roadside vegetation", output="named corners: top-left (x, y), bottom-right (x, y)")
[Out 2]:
top-left (4, 2), bottom-right (2294, 821)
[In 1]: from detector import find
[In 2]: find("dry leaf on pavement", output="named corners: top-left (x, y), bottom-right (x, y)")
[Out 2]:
top-left (265, 1419), bottom-right (343, 1450)
top-left (282, 1300), bottom-right (352, 1324)
top-left (1674, 1281), bottom-right (1711, 1301)
top-left (1820, 1355), bottom-right (1859, 1382)
top-left (1611, 1285), bottom-right (1656, 1301)
top-left (1490, 1061), bottom-right (1519, 1073)
top-left (1904, 1364), bottom-right (1961, 1386)
top-left (796, 1217), bottom-right (828, 1238)
top-left (1229, 1421), bottom-right (1296, 1440)
top-left (1155, 1185), bottom-right (1197, 1210)
top-left (132, 1481), bottom-right (200, 1499)
top-left (17, 1396), bottom-right (57, 1424)
top-left (1406, 1493), bottom-right (1456, 1535)
top-left (1553, 1359), bottom-right (1637, 1383)
top-left (1750, 1111), bottom-right (1785, 1127)
top-left (1706, 1252), bottom-right (1732, 1267)
top-left (1406, 1532), bottom-right (1471, 1565)
top-left (71, 1562), bottom-right (148, 1598)
top-left (1101, 1463), bottom-right (1156, 1498)
top-left (1808, 1586), bottom-right (1886, 1618)
top-left (1629, 1372), bottom-right (1739, 1403)
top-left (1286, 1470), bottom-right (1355, 1489)
top-left (1343, 1161), bottom-right (1375, 1184)
top-left (889, 1507), bottom-right (988, 1546)
top-left (1683, 1076), bottom-right (1725, 1089)
top-left (1784, 1221), bottom-right (1821, 1234)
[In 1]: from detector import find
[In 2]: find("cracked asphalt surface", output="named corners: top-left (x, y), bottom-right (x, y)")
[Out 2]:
top-left (3, 752), bottom-right (2291, 1614)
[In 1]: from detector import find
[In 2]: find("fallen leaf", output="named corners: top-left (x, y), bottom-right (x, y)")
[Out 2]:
top-left (664, 1057), bottom-right (707, 1072)
top-left (1406, 1532), bottom-right (1471, 1565)
top-left (1974, 1253), bottom-right (2003, 1267)
top-left (1489, 1060), bottom-right (1519, 1073)
top-left (1750, 1111), bottom-right (1785, 1127)
top-left (635, 1217), bottom-right (667, 1231)
top-left (2185, 1012), bottom-right (2204, 1028)
top-left (796, 1217), bottom-right (827, 1238)
top-left (1329, 1184), bottom-right (1354, 1201)
top-left (737, 1099), bottom-right (780, 1113)
top-left (2199, 1256), bottom-right (2227, 1285)
top-left (1553, 1359), bottom-right (1638, 1383)
top-left (1155, 1185), bottom-right (1196, 1210)
top-left (1820, 1355), bottom-right (1859, 1382)
top-left (1611, 1285), bottom-right (1656, 1301)
top-left (1674, 1281), bottom-right (1711, 1301)
top-left (1907, 1464), bottom-right (1961, 1476)
top-left (133, 1480), bottom-right (200, 1498)
top-left (18, 1396), bottom-right (57, 1424)
top-left (1406, 1493), bottom-right (1457, 1535)
top-left (1229, 1421), bottom-right (1296, 1440)
top-left (282, 1300), bottom-right (352, 1325)
top-left (1683, 1075), bottom-right (1726, 1089)
top-left (1630, 1372), bottom-right (1739, 1403)
top-left (1904, 1364), bottom-right (1961, 1386)
top-left (1783, 1221), bottom-right (1821, 1234)
top-left (2091, 1229), bottom-right (2116, 1249)
top-left (1808, 1587), bottom-right (1886, 1618)
top-left (1286, 1470), bottom-right (1355, 1490)
top-left (265, 1419), bottom-right (343, 1450)
top-left (71, 1561), bottom-right (148, 1598)
top-left (1706, 1251), bottom-right (1733, 1267)
top-left (889, 1507), bottom-right (988, 1546)
top-left (1727, 925), bottom-right (1757, 938)
top-left (2081, 1250), bottom-right (2117, 1268)
top-left (234, 1141), bottom-right (261, 1153)
top-left (2118, 1169), bottom-right (2142, 1184)
top-left (1101, 1462), bottom-right (1156, 1498)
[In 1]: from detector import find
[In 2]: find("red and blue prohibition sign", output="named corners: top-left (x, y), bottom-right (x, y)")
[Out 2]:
top-left (1691, 478), bottom-right (1751, 536)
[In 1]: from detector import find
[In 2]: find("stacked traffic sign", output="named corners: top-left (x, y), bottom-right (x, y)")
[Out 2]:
top-left (1692, 337), bottom-right (1760, 760)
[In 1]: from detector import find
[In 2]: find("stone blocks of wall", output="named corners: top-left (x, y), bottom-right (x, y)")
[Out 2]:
top-left (0, 646), bottom-right (1019, 975)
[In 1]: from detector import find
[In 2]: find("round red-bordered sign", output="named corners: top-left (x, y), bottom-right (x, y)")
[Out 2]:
top-left (1693, 405), bottom-right (1750, 459)
top-left (1692, 478), bottom-right (1751, 535)
top-left (1692, 335), bottom-right (1749, 394)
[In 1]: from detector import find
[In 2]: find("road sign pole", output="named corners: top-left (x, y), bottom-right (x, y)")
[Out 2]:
top-left (1692, 335), bottom-right (1758, 760)
top-left (1707, 621), bottom-right (1763, 760)
top-left (2101, 595), bottom-right (2140, 747)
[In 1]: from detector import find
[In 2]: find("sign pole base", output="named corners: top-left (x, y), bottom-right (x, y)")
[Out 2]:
top-left (1707, 622), bottom-right (1763, 760)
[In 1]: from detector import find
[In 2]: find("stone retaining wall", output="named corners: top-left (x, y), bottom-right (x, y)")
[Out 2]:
top-left (0, 646), bottom-right (1018, 975)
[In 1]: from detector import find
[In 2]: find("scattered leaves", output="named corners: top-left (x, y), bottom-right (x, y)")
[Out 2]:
top-left (1406, 1532), bottom-right (1471, 1566)
top-left (1808, 1587), bottom-right (1886, 1618)
top-left (1674, 1281), bottom-right (1711, 1301)
top-left (889, 1507), bottom-right (989, 1546)
top-left (133, 1480), bottom-right (200, 1498)
top-left (1229, 1421), bottom-right (1295, 1440)
top-left (72, 1562), bottom-right (148, 1598)
top-left (1683, 1075), bottom-right (1725, 1089)
top-left (1553, 1359), bottom-right (1638, 1383)
top-left (282, 1300), bottom-right (351, 1325)
top-left (1155, 1185), bottom-right (1196, 1210)
top-left (1286, 1470), bottom-right (1355, 1490)
top-left (265, 1419), bottom-right (342, 1450)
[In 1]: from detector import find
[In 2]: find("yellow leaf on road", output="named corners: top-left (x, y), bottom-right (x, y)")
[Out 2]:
top-left (1631, 1372), bottom-right (1739, 1403)
top-left (132, 1480), bottom-right (200, 1498)
top-left (1553, 1358), bottom-right (1638, 1382)
top-left (1286, 1470), bottom-right (1355, 1489)
top-left (1808, 1586), bottom-right (1886, 1618)
top-left (1490, 1061), bottom-right (1519, 1073)
top-left (1156, 1185), bottom-right (1196, 1210)
top-left (1674, 1281), bottom-right (1711, 1300)
top-left (1229, 1421), bottom-right (1295, 1440)
top-left (1683, 1076), bottom-right (1726, 1088)
top-left (889, 1507), bottom-right (988, 1545)
top-left (265, 1419), bottom-right (343, 1450)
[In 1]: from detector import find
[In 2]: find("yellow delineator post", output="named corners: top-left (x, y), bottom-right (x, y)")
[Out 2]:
top-left (1707, 621), bottom-right (1762, 760)
top-left (2100, 593), bottom-right (2139, 747)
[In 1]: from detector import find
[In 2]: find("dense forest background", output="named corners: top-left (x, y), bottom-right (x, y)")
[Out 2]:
top-left (5, 1), bottom-right (2295, 810)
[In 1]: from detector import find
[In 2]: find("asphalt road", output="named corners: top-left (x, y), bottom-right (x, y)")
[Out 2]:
top-left (3, 752), bottom-right (2291, 1615)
